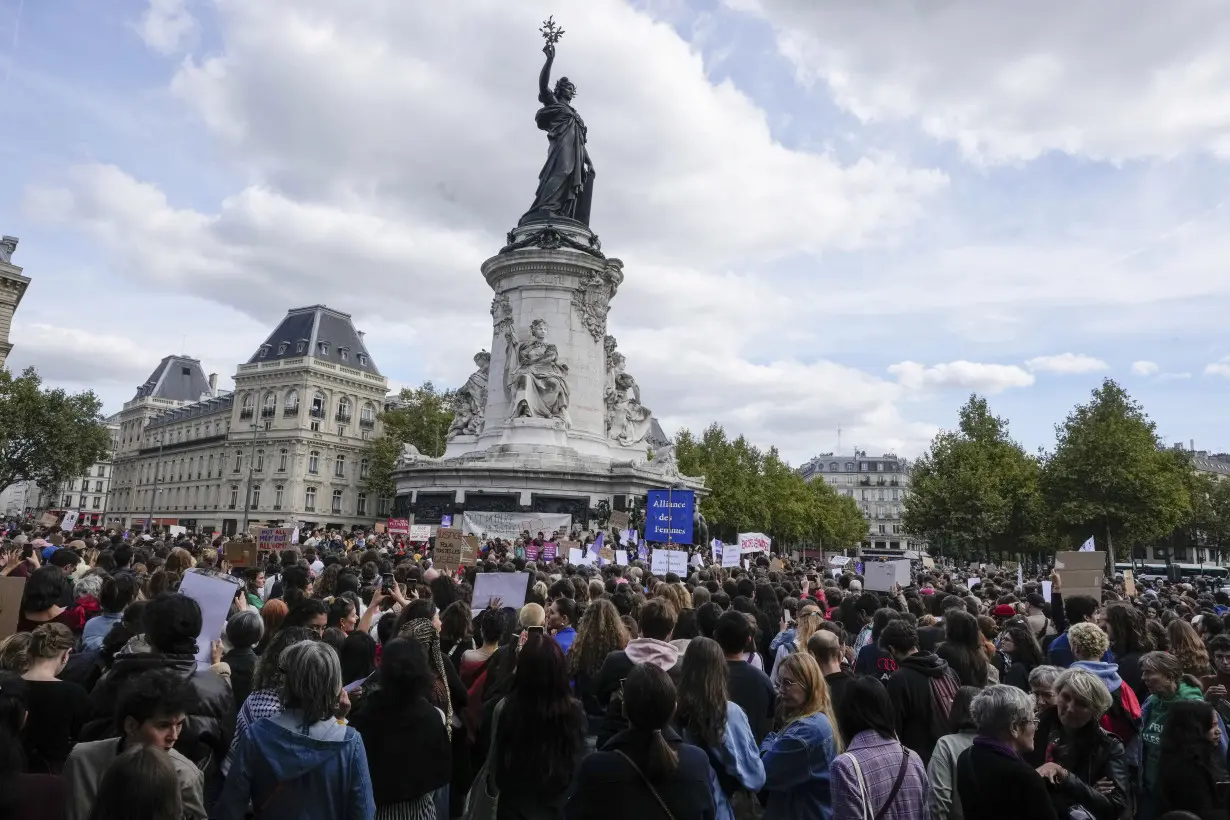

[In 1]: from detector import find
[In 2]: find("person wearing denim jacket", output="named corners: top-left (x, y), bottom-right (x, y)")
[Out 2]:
top-left (683, 701), bottom-right (766, 820)
top-left (759, 653), bottom-right (840, 820)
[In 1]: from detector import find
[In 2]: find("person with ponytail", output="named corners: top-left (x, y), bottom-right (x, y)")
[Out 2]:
top-left (21, 622), bottom-right (90, 774)
top-left (0, 671), bottom-right (68, 820)
top-left (564, 662), bottom-right (716, 820)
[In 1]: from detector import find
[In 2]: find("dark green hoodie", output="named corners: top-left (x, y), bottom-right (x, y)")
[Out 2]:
top-left (1140, 680), bottom-right (1204, 790)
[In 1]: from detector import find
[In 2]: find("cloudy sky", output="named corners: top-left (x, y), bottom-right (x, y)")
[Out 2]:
top-left (3, 0), bottom-right (1229, 463)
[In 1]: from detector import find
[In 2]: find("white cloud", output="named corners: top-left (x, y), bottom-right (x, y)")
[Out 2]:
top-left (1131, 360), bottom-right (1160, 376)
top-left (738, 0), bottom-right (1230, 163)
top-left (22, 0), bottom-right (950, 462)
top-left (887, 361), bottom-right (1035, 394)
top-left (6, 323), bottom-right (164, 386)
top-left (1157, 372), bottom-right (1192, 381)
top-left (1206, 359), bottom-right (1230, 378)
top-left (1025, 353), bottom-right (1109, 375)
top-left (134, 0), bottom-right (198, 55)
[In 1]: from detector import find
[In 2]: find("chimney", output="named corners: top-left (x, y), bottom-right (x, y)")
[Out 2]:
top-left (1191, 439), bottom-right (1196, 452)
top-left (208, 373), bottom-right (218, 394)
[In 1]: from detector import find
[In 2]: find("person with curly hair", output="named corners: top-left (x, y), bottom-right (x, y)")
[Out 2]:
top-left (567, 598), bottom-right (627, 733)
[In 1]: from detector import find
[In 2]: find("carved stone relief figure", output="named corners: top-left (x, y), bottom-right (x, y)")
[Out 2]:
top-left (490, 294), bottom-right (513, 338)
top-left (573, 268), bottom-right (616, 342)
top-left (505, 318), bottom-right (571, 425)
top-left (603, 335), bottom-right (654, 446)
top-left (447, 350), bottom-right (491, 439)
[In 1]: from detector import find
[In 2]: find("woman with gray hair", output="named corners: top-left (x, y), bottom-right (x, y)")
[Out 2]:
top-left (214, 641), bottom-right (375, 819)
top-left (1033, 668), bottom-right (1129, 820)
top-left (1028, 665), bottom-right (1063, 714)
top-left (955, 685), bottom-right (1057, 820)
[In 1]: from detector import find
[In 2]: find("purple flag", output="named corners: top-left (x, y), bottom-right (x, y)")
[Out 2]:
top-left (589, 532), bottom-right (604, 557)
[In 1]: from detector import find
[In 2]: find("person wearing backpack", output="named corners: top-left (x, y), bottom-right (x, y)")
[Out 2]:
top-left (881, 620), bottom-right (961, 765)
top-left (831, 676), bottom-right (930, 820)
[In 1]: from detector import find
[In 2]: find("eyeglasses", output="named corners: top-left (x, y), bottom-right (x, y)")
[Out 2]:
top-left (775, 678), bottom-right (801, 692)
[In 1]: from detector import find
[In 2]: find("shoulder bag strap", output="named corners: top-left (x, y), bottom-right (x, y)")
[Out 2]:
top-left (845, 753), bottom-right (873, 820)
top-left (872, 746), bottom-right (912, 820)
top-left (614, 749), bottom-right (678, 820)
top-left (484, 699), bottom-right (507, 795)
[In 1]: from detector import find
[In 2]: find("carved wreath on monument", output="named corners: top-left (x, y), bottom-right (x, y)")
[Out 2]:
top-left (573, 269), bottom-right (618, 342)
top-left (505, 318), bottom-right (571, 426)
top-left (448, 350), bottom-right (491, 439)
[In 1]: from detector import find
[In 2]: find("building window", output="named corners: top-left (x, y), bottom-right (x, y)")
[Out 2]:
top-left (233, 454), bottom-right (241, 473)
top-left (331, 489), bottom-right (343, 514)
top-left (845, 462), bottom-right (855, 472)
top-left (240, 393), bottom-right (254, 420)
top-left (274, 485), bottom-right (284, 510)
top-left (258, 344), bottom-right (270, 358)
top-left (334, 455), bottom-right (345, 477)
top-left (296, 339), bottom-right (307, 354)
top-left (378, 497), bottom-right (391, 516)
top-left (336, 398), bottom-right (351, 423)
top-left (277, 342), bottom-right (288, 355)
top-left (305, 487), bottom-right (316, 511)
top-left (207, 455), bottom-right (214, 477)
top-left (229, 486), bottom-right (239, 508)
top-left (358, 354), bottom-right (368, 366)
top-left (261, 393), bottom-right (276, 419)
top-left (309, 451), bottom-right (319, 474)
top-left (251, 485), bottom-right (260, 509)
top-left (62, 494), bottom-right (72, 507)
top-left (284, 390), bottom-right (299, 416)
top-left (318, 341), bottom-right (330, 356)
top-left (255, 450), bottom-right (264, 472)
top-left (360, 458), bottom-right (369, 479)
top-left (311, 392), bottom-right (326, 420)
top-left (278, 449), bottom-right (288, 471)
top-left (360, 403), bottom-right (375, 429)
top-left (339, 347), bottom-right (349, 362)
top-left (357, 492), bottom-right (367, 516)
top-left (91, 497), bottom-right (100, 509)
top-left (177, 461), bottom-right (183, 481)
top-left (97, 466), bottom-right (106, 477)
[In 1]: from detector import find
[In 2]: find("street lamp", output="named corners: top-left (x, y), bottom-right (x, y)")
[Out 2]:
top-left (240, 423), bottom-right (260, 533)
top-left (145, 436), bottom-right (165, 533)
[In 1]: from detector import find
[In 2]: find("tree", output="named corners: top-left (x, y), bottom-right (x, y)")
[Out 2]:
top-left (1040, 379), bottom-right (1189, 558)
top-left (904, 394), bottom-right (1044, 562)
top-left (0, 367), bottom-right (112, 497)
top-left (361, 382), bottom-right (455, 500)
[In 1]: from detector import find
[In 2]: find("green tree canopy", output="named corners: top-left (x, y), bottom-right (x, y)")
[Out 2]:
top-left (361, 382), bottom-right (455, 500)
top-left (903, 394), bottom-right (1043, 562)
top-left (0, 367), bottom-right (112, 496)
top-left (1040, 379), bottom-right (1189, 557)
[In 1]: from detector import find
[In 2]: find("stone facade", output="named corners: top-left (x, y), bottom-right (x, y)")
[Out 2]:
top-left (108, 306), bottom-right (389, 535)
top-left (800, 450), bottom-right (923, 555)
top-left (0, 236), bottom-right (31, 370)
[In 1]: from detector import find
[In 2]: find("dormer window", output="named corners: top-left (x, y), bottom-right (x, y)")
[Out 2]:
top-left (339, 347), bottom-right (350, 362)
top-left (258, 344), bottom-right (271, 358)
top-left (358, 353), bottom-right (368, 366)
top-left (318, 341), bottom-right (330, 356)
top-left (296, 339), bottom-right (307, 354)
top-left (277, 342), bottom-right (288, 355)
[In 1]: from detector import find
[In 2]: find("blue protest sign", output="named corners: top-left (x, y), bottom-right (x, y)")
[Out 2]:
top-left (646, 489), bottom-right (695, 544)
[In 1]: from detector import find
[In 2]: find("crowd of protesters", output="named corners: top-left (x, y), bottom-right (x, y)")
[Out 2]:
top-left (3, 519), bottom-right (1230, 820)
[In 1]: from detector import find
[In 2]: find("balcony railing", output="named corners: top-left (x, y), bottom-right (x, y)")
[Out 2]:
top-left (260, 407), bottom-right (276, 419)
top-left (359, 418), bottom-right (375, 429)
top-left (239, 408), bottom-right (254, 419)
top-left (305, 505), bottom-right (316, 513)
top-left (283, 406), bottom-right (300, 417)
top-left (309, 408), bottom-right (326, 419)
top-left (227, 504), bottom-right (237, 510)
top-left (272, 505), bottom-right (282, 511)
top-left (335, 413), bottom-right (352, 423)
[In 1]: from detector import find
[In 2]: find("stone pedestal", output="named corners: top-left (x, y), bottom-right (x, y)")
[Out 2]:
top-left (393, 217), bottom-right (702, 528)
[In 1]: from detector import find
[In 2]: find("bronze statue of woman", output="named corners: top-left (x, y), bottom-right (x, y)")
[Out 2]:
top-left (519, 42), bottom-right (596, 227)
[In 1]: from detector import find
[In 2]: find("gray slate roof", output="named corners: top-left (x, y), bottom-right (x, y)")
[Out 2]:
top-left (132, 356), bottom-right (214, 402)
top-left (248, 305), bottom-right (380, 376)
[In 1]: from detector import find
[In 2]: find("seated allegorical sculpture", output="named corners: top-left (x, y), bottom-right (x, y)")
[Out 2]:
top-left (505, 318), bottom-right (571, 425)
top-left (448, 350), bottom-right (491, 438)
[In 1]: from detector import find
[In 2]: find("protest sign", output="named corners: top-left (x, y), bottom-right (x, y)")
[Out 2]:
top-left (38, 512), bottom-right (58, 528)
top-left (386, 518), bottom-right (410, 535)
top-left (599, 547), bottom-right (615, 564)
top-left (433, 529), bottom-right (474, 571)
top-left (60, 510), bottom-right (79, 531)
top-left (461, 511), bottom-right (572, 541)
top-left (178, 572), bottom-right (240, 669)
top-left (1123, 569), bottom-right (1136, 598)
top-left (615, 550), bottom-right (629, 566)
top-left (472, 572), bottom-right (529, 613)
top-left (524, 544), bottom-right (539, 561)
top-left (721, 545), bottom-right (741, 568)
top-left (440, 515), bottom-right (453, 528)
top-left (1054, 551), bottom-right (1105, 602)
top-left (541, 543), bottom-right (558, 562)
top-left (737, 532), bottom-right (771, 554)
top-left (966, 576), bottom-right (981, 589)
top-left (223, 541), bottom-right (259, 568)
top-left (374, 522), bottom-right (387, 533)
top-left (257, 527), bottom-right (293, 551)
top-left (638, 544), bottom-right (648, 562)
top-left (1042, 581), bottom-right (1053, 601)
top-left (609, 510), bottom-right (631, 531)
top-left (769, 558), bottom-right (784, 573)
top-left (865, 560), bottom-right (911, 592)
top-left (568, 547), bottom-right (586, 565)
top-left (0, 576), bottom-right (25, 639)
top-left (646, 489), bottom-right (695, 544)
top-left (651, 549), bottom-right (688, 576)
top-left (409, 524), bottom-right (432, 542)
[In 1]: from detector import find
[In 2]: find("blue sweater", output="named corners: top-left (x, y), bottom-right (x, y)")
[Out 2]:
top-left (1047, 630), bottom-right (1114, 668)
top-left (213, 711), bottom-right (375, 820)
top-left (760, 712), bottom-right (836, 820)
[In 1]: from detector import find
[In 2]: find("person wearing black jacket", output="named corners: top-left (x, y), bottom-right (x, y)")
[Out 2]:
top-left (882, 620), bottom-right (961, 765)
top-left (957, 684), bottom-right (1058, 820)
top-left (82, 593), bottom-right (233, 775)
top-left (564, 663), bottom-right (715, 820)
top-left (1036, 669), bottom-right (1130, 820)
top-left (349, 638), bottom-right (452, 818)
top-left (714, 611), bottom-right (775, 744)
top-left (1156, 700), bottom-right (1230, 820)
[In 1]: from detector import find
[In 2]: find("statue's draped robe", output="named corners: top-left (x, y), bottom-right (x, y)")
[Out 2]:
top-left (520, 95), bottom-right (593, 225)
top-left (506, 337), bottom-right (571, 425)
